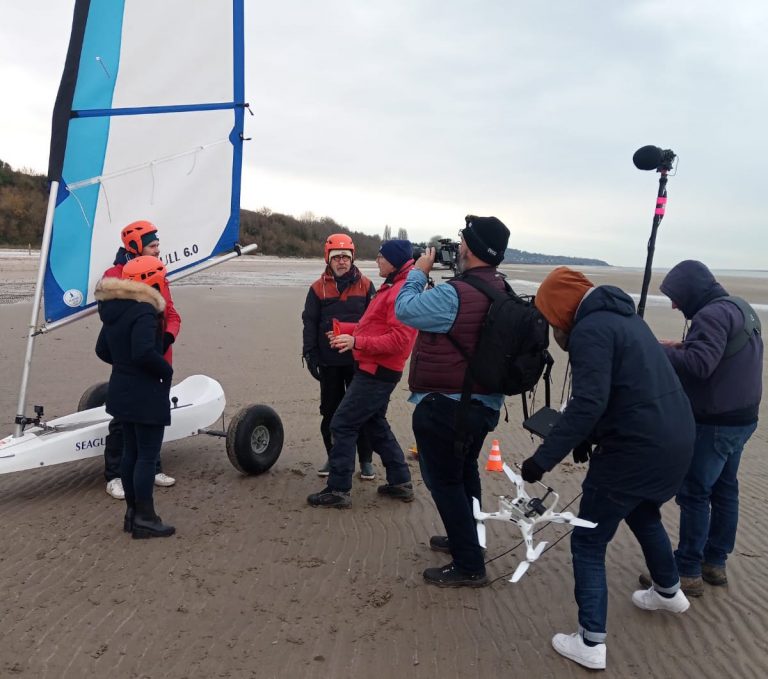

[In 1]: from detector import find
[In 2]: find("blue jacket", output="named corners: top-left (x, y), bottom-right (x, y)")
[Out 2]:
top-left (532, 285), bottom-right (694, 502)
top-left (95, 278), bottom-right (173, 426)
top-left (660, 260), bottom-right (763, 425)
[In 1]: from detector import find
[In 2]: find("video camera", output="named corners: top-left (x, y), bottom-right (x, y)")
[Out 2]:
top-left (412, 238), bottom-right (460, 274)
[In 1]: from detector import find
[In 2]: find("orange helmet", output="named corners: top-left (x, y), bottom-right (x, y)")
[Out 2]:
top-left (121, 220), bottom-right (158, 255)
top-left (122, 255), bottom-right (167, 291)
top-left (324, 233), bottom-right (355, 263)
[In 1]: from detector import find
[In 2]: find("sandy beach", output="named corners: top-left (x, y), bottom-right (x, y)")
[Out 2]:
top-left (0, 256), bottom-right (766, 678)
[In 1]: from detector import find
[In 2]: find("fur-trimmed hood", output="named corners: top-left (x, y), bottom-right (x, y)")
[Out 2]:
top-left (95, 277), bottom-right (166, 312)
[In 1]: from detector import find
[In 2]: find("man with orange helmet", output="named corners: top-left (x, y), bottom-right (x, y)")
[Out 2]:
top-left (101, 221), bottom-right (181, 499)
top-left (302, 233), bottom-right (376, 478)
top-left (95, 256), bottom-right (175, 538)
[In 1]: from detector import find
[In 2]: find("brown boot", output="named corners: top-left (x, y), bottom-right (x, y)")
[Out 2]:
top-left (702, 563), bottom-right (727, 586)
top-left (680, 575), bottom-right (704, 597)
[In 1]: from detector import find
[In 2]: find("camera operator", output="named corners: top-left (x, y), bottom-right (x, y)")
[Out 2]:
top-left (395, 215), bottom-right (509, 588)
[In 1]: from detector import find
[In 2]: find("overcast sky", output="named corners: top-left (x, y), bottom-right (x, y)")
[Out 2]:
top-left (1, 1), bottom-right (766, 268)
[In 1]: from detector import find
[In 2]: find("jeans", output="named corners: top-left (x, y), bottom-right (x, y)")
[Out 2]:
top-left (675, 422), bottom-right (757, 575)
top-left (121, 422), bottom-right (165, 506)
top-left (413, 393), bottom-right (499, 574)
top-left (105, 418), bottom-right (163, 481)
top-left (327, 372), bottom-right (411, 493)
top-left (572, 483), bottom-right (680, 643)
top-left (319, 365), bottom-right (373, 465)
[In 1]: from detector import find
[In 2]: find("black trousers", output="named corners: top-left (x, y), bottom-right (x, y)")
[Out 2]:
top-left (104, 418), bottom-right (163, 481)
top-left (413, 393), bottom-right (499, 574)
top-left (319, 365), bottom-right (373, 464)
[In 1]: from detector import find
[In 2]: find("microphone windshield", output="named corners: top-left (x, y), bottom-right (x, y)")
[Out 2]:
top-left (633, 145), bottom-right (663, 171)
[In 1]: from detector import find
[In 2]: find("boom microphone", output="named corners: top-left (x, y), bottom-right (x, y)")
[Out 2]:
top-left (633, 145), bottom-right (676, 171)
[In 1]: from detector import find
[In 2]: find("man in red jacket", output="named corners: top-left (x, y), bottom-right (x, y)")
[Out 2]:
top-left (102, 221), bottom-right (181, 499)
top-left (307, 239), bottom-right (418, 508)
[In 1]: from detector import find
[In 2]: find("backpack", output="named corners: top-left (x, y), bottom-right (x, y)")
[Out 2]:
top-left (712, 296), bottom-right (762, 359)
top-left (447, 274), bottom-right (550, 395)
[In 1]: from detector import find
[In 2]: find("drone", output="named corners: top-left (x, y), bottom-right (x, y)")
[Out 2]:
top-left (472, 463), bottom-right (597, 582)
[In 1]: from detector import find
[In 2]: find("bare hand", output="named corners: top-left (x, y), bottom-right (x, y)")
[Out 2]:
top-left (330, 333), bottom-right (355, 353)
top-left (415, 247), bottom-right (436, 276)
top-left (659, 338), bottom-right (683, 348)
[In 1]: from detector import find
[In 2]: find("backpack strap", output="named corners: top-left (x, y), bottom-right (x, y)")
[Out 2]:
top-left (444, 273), bottom-right (510, 455)
top-left (710, 296), bottom-right (762, 359)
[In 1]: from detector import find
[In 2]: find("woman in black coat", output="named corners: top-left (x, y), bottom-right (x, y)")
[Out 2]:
top-left (95, 256), bottom-right (174, 538)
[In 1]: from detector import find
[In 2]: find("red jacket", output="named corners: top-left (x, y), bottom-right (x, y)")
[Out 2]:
top-left (337, 264), bottom-right (417, 378)
top-left (103, 261), bottom-right (181, 365)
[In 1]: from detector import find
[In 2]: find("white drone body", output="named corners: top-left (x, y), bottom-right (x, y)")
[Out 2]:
top-left (472, 463), bottom-right (597, 582)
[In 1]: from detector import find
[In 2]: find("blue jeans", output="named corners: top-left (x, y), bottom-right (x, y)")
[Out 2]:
top-left (413, 394), bottom-right (499, 574)
top-left (121, 422), bottom-right (165, 506)
top-left (327, 372), bottom-right (411, 493)
top-left (572, 483), bottom-right (680, 643)
top-left (675, 422), bottom-right (757, 576)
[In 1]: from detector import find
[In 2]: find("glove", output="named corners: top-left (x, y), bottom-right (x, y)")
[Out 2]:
top-left (572, 441), bottom-right (593, 464)
top-left (520, 457), bottom-right (545, 484)
top-left (163, 332), bottom-right (175, 353)
top-left (303, 352), bottom-right (321, 381)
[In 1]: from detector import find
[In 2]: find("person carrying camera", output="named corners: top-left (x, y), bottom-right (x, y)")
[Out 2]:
top-left (302, 233), bottom-right (376, 479)
top-left (394, 215), bottom-right (509, 588)
top-left (519, 266), bottom-right (695, 671)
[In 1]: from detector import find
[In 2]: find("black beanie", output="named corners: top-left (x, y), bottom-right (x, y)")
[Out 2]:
top-left (378, 239), bottom-right (413, 270)
top-left (462, 215), bottom-right (509, 266)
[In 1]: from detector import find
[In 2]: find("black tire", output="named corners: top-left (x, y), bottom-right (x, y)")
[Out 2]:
top-left (226, 404), bottom-right (284, 475)
top-left (77, 381), bottom-right (109, 412)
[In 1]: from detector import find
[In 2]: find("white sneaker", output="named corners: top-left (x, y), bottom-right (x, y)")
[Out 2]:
top-left (106, 478), bottom-right (125, 500)
top-left (632, 587), bottom-right (690, 613)
top-left (552, 632), bottom-right (606, 670)
top-left (154, 473), bottom-right (176, 487)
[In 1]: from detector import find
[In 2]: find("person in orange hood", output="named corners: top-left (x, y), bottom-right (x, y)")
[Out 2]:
top-left (519, 266), bottom-right (695, 671)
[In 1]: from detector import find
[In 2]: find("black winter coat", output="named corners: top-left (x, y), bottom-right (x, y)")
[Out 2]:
top-left (532, 285), bottom-right (695, 502)
top-left (95, 278), bottom-right (173, 426)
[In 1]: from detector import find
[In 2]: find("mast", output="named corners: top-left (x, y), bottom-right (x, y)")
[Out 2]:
top-left (14, 181), bottom-right (59, 437)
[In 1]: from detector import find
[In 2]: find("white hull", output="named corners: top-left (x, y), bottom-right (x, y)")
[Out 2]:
top-left (0, 375), bottom-right (225, 475)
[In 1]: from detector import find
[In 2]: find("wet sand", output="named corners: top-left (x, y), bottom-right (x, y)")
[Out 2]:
top-left (0, 257), bottom-right (766, 678)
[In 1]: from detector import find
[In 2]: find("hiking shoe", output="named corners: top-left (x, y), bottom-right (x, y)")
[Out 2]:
top-left (307, 487), bottom-right (351, 509)
top-left (702, 563), bottom-right (727, 586)
top-left (429, 535), bottom-right (486, 556)
top-left (377, 482), bottom-right (414, 502)
top-left (317, 461), bottom-right (330, 477)
top-left (430, 535), bottom-right (451, 553)
top-left (423, 562), bottom-right (488, 588)
top-left (638, 573), bottom-right (704, 598)
top-left (154, 473), bottom-right (176, 487)
top-left (106, 478), bottom-right (125, 500)
top-left (552, 632), bottom-right (606, 670)
top-left (632, 587), bottom-right (690, 613)
top-left (359, 462), bottom-right (376, 480)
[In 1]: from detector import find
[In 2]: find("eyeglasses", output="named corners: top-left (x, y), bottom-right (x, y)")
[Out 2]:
top-left (331, 254), bottom-right (351, 261)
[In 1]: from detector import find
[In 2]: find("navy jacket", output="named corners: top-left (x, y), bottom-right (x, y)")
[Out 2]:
top-left (660, 260), bottom-right (763, 425)
top-left (532, 285), bottom-right (695, 502)
top-left (95, 278), bottom-right (173, 426)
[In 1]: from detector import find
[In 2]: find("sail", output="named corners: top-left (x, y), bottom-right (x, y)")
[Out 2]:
top-left (44, 0), bottom-right (245, 324)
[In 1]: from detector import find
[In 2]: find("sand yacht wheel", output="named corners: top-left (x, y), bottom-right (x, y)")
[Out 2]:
top-left (76, 383), bottom-right (283, 475)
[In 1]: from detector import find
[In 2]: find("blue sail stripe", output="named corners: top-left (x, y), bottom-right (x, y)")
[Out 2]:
top-left (73, 102), bottom-right (244, 118)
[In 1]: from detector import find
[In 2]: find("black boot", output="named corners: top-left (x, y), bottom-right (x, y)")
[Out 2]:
top-left (123, 506), bottom-right (135, 533)
top-left (133, 500), bottom-right (175, 539)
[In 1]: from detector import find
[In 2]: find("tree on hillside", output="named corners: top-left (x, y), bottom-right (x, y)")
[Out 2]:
top-left (383, 225), bottom-right (391, 240)
top-left (397, 227), bottom-right (408, 240)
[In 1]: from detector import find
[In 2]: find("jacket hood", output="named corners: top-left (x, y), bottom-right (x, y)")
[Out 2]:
top-left (660, 260), bottom-right (728, 320)
top-left (95, 277), bottom-right (166, 324)
top-left (113, 246), bottom-right (132, 267)
top-left (574, 285), bottom-right (636, 324)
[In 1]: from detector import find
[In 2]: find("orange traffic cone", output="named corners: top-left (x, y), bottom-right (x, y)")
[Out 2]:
top-left (485, 439), bottom-right (504, 472)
